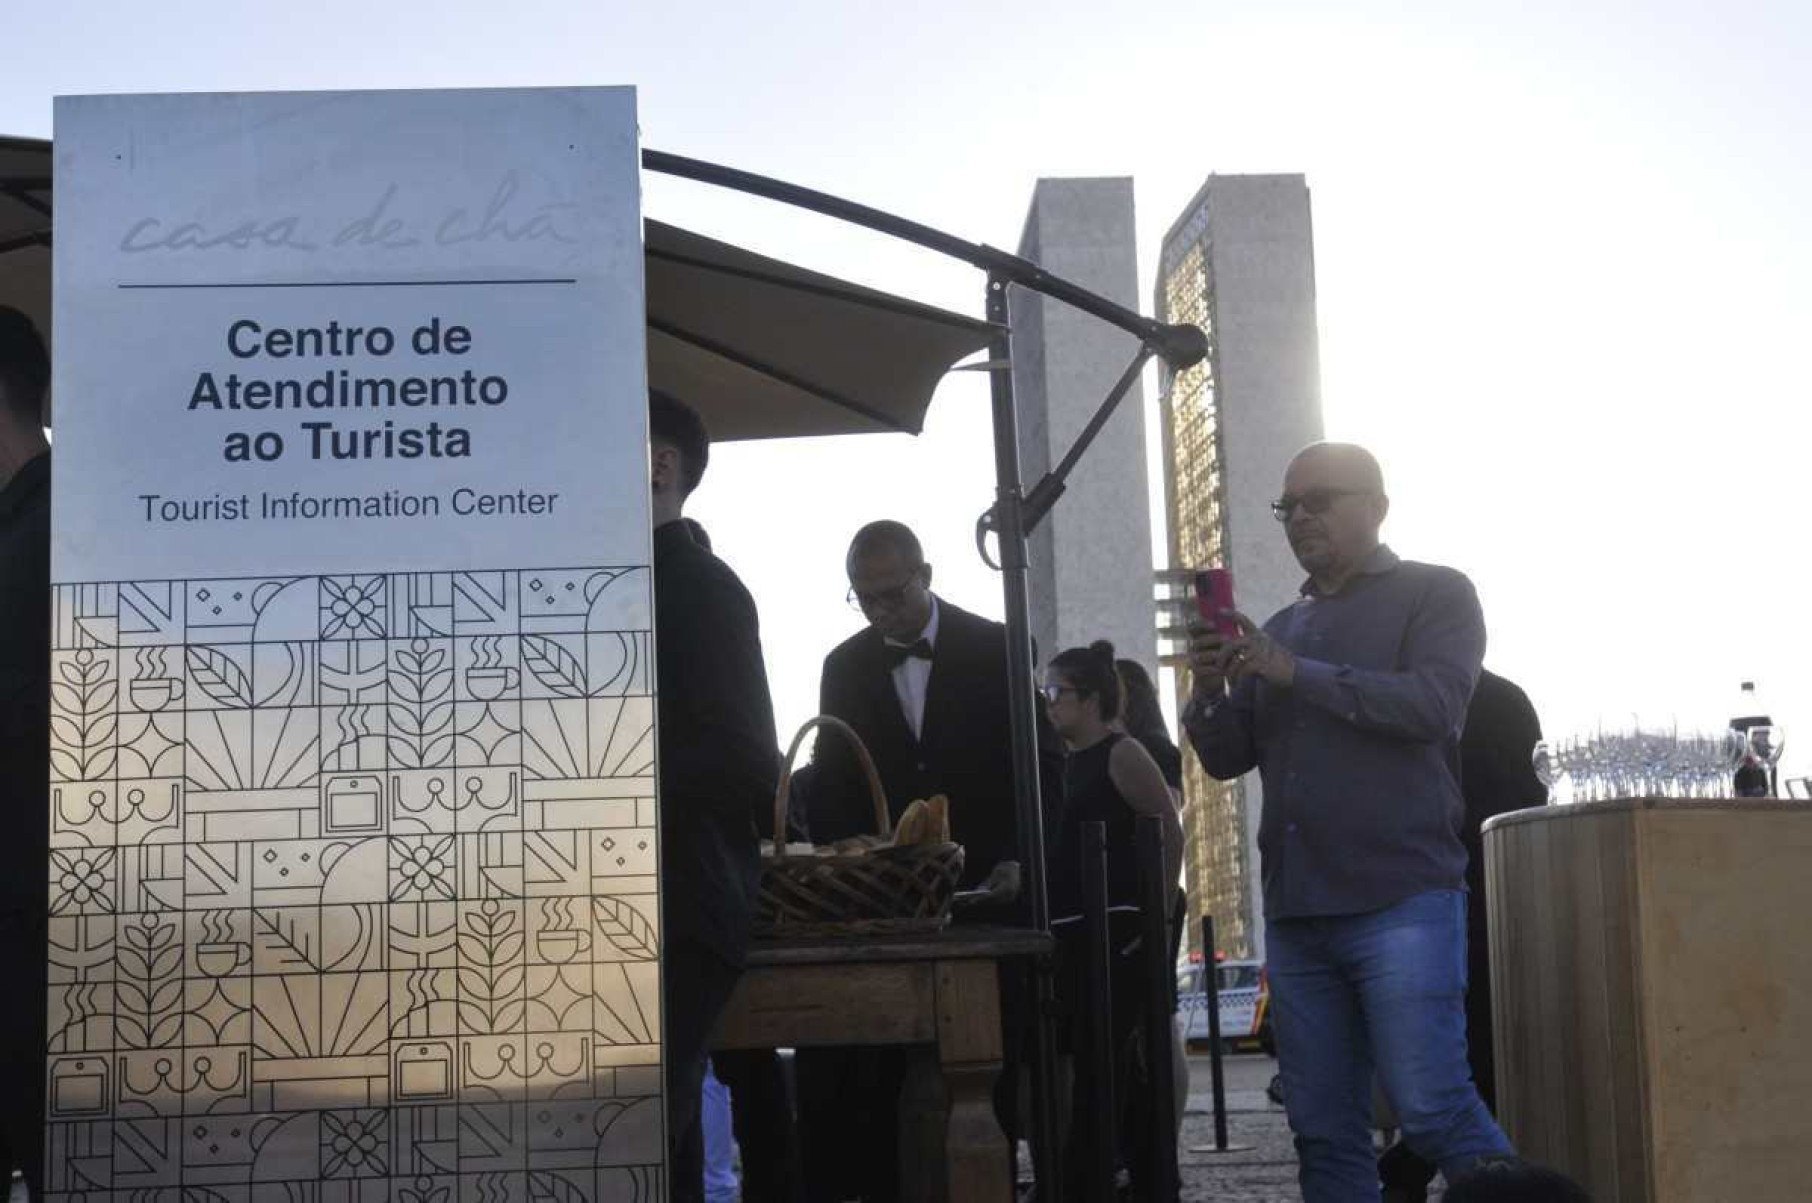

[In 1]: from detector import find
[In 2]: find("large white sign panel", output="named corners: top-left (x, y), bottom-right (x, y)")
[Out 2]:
top-left (47, 89), bottom-right (664, 1202)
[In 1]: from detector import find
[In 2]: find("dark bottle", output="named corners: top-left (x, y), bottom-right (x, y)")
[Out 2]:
top-left (1731, 680), bottom-right (1774, 798)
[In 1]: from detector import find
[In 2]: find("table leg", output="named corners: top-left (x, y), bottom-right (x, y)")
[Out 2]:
top-left (936, 959), bottom-right (1010, 1202)
top-left (900, 1044), bottom-right (949, 1203)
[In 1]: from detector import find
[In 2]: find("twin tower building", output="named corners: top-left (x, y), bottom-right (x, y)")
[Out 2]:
top-left (1010, 173), bottom-right (1323, 963)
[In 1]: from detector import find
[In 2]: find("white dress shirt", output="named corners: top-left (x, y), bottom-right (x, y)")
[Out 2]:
top-left (885, 596), bottom-right (940, 741)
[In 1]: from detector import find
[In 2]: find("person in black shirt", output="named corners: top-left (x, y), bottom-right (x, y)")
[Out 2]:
top-left (1044, 641), bottom-right (1182, 1197)
top-left (1115, 656), bottom-right (1183, 793)
top-left (649, 390), bottom-right (781, 1203)
top-left (1452, 669), bottom-right (1544, 1109)
top-left (1379, 668), bottom-right (1546, 1201)
top-left (0, 306), bottom-right (51, 1197)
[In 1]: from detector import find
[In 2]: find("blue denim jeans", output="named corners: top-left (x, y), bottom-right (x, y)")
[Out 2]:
top-left (1269, 888), bottom-right (1511, 1201)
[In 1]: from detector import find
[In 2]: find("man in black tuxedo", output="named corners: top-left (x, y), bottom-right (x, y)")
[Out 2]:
top-left (798, 519), bottom-right (1059, 1201)
top-left (649, 391), bottom-right (780, 1203)
top-left (809, 519), bottom-right (1046, 897)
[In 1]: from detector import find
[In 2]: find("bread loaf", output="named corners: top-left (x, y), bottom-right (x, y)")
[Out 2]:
top-left (891, 795), bottom-right (951, 847)
top-left (926, 793), bottom-right (951, 843)
top-left (893, 798), bottom-right (931, 847)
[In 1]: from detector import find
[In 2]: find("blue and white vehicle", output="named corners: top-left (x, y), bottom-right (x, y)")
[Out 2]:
top-left (1176, 958), bottom-right (1269, 1051)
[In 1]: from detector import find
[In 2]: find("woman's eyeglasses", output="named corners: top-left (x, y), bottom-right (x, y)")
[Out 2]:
top-left (1039, 683), bottom-right (1083, 704)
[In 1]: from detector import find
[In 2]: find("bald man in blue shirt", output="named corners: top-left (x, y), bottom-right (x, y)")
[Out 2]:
top-left (1183, 442), bottom-right (1513, 1201)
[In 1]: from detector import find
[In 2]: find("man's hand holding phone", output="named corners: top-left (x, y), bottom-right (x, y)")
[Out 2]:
top-left (1186, 617), bottom-right (1232, 700)
top-left (1188, 568), bottom-right (1238, 700)
top-left (1188, 567), bottom-right (1295, 696)
top-left (1223, 613), bottom-right (1295, 687)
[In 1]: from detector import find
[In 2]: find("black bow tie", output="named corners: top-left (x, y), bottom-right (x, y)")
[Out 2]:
top-left (886, 638), bottom-right (934, 669)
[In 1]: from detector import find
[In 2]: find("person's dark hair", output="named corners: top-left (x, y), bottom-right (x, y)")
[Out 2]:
top-left (1443, 1159), bottom-right (1592, 1203)
top-left (1051, 640), bottom-right (1122, 722)
top-left (0, 305), bottom-right (49, 423)
top-left (1115, 658), bottom-right (1166, 741)
top-left (848, 519), bottom-right (924, 568)
top-left (648, 389), bottom-right (710, 496)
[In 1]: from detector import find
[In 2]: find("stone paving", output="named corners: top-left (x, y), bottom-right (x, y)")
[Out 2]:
top-left (1177, 1090), bottom-right (1449, 1202)
top-left (1179, 1088), bottom-right (1302, 1202)
top-left (1179, 1114), bottom-right (1301, 1201)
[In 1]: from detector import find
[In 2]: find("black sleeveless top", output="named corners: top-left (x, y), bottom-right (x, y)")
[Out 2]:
top-left (1050, 733), bottom-right (1141, 924)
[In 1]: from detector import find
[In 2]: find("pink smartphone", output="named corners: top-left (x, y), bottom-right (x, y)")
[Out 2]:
top-left (1193, 568), bottom-right (1239, 638)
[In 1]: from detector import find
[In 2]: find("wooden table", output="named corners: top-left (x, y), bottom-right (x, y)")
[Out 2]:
top-left (1484, 798), bottom-right (1812, 1202)
top-left (712, 925), bottom-right (1051, 1203)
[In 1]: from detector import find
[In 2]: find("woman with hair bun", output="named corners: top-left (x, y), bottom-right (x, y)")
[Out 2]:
top-left (1042, 639), bottom-right (1185, 1194)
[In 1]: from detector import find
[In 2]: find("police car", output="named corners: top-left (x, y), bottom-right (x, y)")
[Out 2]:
top-left (1176, 956), bottom-right (1269, 1052)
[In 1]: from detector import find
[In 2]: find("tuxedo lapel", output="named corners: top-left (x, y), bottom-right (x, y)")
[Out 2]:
top-left (919, 602), bottom-right (970, 756)
top-left (860, 632), bottom-right (919, 758)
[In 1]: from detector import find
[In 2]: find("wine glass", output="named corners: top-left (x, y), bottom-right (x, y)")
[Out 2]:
top-left (1748, 725), bottom-right (1786, 791)
top-left (1532, 740), bottom-right (1561, 804)
top-left (1720, 728), bottom-right (1751, 798)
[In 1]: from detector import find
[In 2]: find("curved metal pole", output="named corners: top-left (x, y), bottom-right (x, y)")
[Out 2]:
top-left (642, 149), bottom-right (1207, 372)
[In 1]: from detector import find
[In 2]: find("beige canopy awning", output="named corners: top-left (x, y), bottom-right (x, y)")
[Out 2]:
top-left (644, 220), bottom-right (994, 441)
top-left (0, 135), bottom-right (994, 441)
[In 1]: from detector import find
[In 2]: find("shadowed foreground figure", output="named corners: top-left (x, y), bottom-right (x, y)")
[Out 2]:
top-left (0, 306), bottom-right (50, 1196)
top-left (649, 390), bottom-right (780, 1203)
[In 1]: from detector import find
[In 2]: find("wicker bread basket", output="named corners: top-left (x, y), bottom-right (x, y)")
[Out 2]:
top-left (754, 715), bottom-right (964, 938)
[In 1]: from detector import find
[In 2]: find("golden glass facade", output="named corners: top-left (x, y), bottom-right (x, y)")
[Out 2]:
top-left (1157, 237), bottom-right (1257, 960)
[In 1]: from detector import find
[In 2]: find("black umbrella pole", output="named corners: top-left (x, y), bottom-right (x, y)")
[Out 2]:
top-left (1202, 914), bottom-right (1230, 1151)
top-left (983, 271), bottom-right (1063, 1202)
top-left (1080, 822), bottom-right (1116, 1203)
top-left (1136, 818), bottom-right (1180, 1200)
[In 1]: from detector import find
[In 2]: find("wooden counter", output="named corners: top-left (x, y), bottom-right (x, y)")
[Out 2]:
top-left (713, 925), bottom-right (1051, 1203)
top-left (1483, 798), bottom-right (1812, 1202)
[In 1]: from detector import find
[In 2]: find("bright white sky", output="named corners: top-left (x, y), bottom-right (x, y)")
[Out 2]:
top-left (6, 0), bottom-right (1808, 781)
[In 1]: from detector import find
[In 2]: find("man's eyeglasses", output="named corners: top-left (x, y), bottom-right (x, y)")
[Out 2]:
top-left (1271, 488), bottom-right (1370, 522)
top-left (1038, 683), bottom-right (1082, 704)
top-left (846, 572), bottom-right (924, 610)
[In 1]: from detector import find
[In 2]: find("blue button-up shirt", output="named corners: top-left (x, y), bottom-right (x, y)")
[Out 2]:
top-left (1183, 546), bottom-right (1484, 920)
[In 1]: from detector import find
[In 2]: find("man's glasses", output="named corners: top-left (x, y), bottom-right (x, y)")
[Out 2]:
top-left (846, 573), bottom-right (923, 610)
top-left (1038, 683), bottom-right (1082, 704)
top-left (1271, 488), bottom-right (1370, 522)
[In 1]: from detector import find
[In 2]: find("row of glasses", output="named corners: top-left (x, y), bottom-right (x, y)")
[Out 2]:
top-left (1531, 723), bottom-right (1787, 803)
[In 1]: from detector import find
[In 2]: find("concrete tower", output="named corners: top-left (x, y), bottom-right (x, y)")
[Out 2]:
top-left (1156, 173), bottom-right (1325, 959)
top-left (1011, 177), bottom-right (1158, 677)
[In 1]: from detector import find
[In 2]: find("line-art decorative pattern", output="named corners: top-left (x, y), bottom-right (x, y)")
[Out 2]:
top-left (45, 567), bottom-right (664, 1202)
